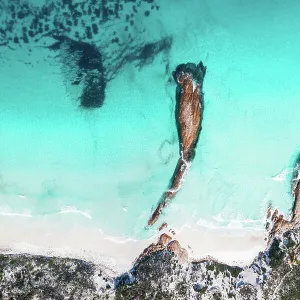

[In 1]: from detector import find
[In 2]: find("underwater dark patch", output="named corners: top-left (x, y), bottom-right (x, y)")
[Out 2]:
top-left (0, 0), bottom-right (171, 109)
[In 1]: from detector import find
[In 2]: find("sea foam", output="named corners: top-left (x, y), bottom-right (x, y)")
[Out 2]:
top-left (58, 206), bottom-right (92, 219)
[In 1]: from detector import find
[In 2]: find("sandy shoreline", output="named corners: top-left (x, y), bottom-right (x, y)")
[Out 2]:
top-left (174, 224), bottom-right (266, 266)
top-left (0, 214), bottom-right (266, 274)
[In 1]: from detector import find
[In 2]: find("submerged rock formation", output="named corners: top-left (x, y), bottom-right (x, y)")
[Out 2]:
top-left (45, 34), bottom-right (171, 109)
top-left (0, 0), bottom-right (172, 109)
top-left (48, 35), bottom-right (106, 108)
top-left (148, 62), bottom-right (206, 226)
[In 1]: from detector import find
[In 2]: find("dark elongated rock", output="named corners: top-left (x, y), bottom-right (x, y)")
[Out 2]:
top-left (148, 62), bottom-right (206, 226)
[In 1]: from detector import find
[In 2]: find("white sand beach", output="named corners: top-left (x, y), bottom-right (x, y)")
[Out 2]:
top-left (0, 214), bottom-right (266, 274)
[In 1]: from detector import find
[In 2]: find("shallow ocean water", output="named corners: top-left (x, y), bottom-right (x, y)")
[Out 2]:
top-left (1, 0), bottom-right (300, 242)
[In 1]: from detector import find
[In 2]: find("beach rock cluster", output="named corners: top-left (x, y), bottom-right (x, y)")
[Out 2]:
top-left (134, 233), bottom-right (188, 264)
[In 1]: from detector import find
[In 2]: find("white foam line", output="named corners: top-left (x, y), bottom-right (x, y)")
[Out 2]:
top-left (196, 217), bottom-right (265, 231)
top-left (0, 206), bottom-right (32, 218)
top-left (0, 212), bottom-right (32, 218)
top-left (271, 168), bottom-right (290, 182)
top-left (58, 206), bottom-right (92, 219)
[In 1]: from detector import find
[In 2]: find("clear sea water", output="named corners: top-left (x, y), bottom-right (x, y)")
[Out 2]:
top-left (1, 0), bottom-right (300, 241)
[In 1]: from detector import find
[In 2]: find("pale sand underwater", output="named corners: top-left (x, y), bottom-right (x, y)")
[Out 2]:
top-left (1, 0), bottom-right (300, 270)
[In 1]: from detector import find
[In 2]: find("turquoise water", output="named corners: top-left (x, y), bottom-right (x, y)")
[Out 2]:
top-left (1, 0), bottom-right (300, 240)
